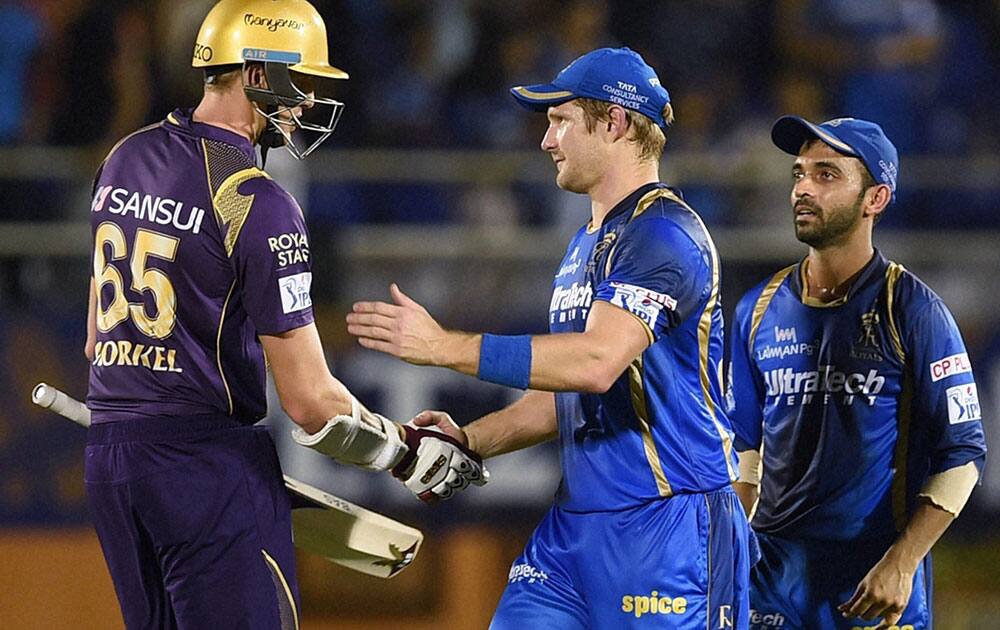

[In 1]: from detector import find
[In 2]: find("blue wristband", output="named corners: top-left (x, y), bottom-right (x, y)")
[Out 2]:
top-left (477, 334), bottom-right (532, 389)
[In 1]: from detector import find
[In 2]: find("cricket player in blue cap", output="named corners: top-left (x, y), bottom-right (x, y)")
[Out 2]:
top-left (347, 46), bottom-right (753, 629)
top-left (727, 116), bottom-right (987, 629)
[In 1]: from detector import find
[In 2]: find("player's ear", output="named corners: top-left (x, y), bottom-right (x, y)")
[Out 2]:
top-left (864, 184), bottom-right (892, 218)
top-left (605, 105), bottom-right (630, 142)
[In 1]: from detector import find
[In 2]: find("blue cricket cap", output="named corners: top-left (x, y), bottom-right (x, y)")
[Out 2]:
top-left (510, 47), bottom-right (671, 129)
top-left (771, 116), bottom-right (899, 201)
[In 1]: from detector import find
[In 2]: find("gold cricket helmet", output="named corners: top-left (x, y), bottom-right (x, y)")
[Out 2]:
top-left (193, 0), bottom-right (349, 159)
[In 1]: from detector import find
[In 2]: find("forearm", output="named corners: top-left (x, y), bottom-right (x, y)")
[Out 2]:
top-left (438, 329), bottom-right (629, 394)
top-left (465, 390), bottom-right (558, 459)
top-left (733, 482), bottom-right (758, 518)
top-left (884, 500), bottom-right (955, 572)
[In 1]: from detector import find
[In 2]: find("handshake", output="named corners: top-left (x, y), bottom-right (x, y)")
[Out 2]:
top-left (291, 402), bottom-right (489, 503)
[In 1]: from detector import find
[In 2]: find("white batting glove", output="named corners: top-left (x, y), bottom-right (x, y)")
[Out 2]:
top-left (391, 424), bottom-right (489, 502)
top-left (291, 398), bottom-right (408, 472)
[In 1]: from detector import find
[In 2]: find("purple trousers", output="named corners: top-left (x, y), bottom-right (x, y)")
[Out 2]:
top-left (85, 416), bottom-right (300, 629)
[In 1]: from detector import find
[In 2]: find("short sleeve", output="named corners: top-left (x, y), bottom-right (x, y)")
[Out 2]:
top-left (908, 299), bottom-right (987, 476)
top-left (229, 177), bottom-right (314, 335)
top-left (727, 291), bottom-right (767, 452)
top-left (594, 217), bottom-right (709, 340)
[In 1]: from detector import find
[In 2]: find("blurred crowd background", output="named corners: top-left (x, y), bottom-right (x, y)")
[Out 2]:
top-left (1, 0), bottom-right (999, 628)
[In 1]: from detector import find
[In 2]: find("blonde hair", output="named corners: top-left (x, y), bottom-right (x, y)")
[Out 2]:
top-left (575, 98), bottom-right (674, 162)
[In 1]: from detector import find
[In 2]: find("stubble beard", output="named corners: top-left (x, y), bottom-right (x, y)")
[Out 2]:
top-left (794, 194), bottom-right (865, 249)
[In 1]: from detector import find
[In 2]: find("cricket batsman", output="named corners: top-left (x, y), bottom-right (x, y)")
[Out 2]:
top-left (347, 47), bottom-right (754, 628)
top-left (727, 116), bottom-right (987, 628)
top-left (84, 1), bottom-right (485, 627)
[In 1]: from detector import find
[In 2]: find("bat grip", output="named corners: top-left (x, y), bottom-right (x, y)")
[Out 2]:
top-left (32, 383), bottom-right (92, 427)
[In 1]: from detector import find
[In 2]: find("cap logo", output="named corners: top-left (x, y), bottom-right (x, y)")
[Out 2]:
top-left (879, 159), bottom-right (898, 189)
top-left (602, 83), bottom-right (649, 109)
top-left (648, 77), bottom-right (660, 87)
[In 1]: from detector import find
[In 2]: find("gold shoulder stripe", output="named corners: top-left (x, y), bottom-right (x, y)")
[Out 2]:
top-left (749, 265), bottom-right (796, 349)
top-left (630, 188), bottom-right (673, 221)
top-left (885, 262), bottom-right (907, 362)
top-left (628, 356), bottom-right (672, 496)
top-left (213, 167), bottom-right (271, 257)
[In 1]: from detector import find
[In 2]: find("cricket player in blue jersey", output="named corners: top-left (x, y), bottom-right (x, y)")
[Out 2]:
top-left (347, 47), bottom-right (753, 629)
top-left (727, 116), bottom-right (987, 629)
top-left (84, 1), bottom-right (485, 627)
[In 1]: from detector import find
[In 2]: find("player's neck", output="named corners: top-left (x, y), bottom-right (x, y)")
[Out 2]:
top-left (805, 234), bottom-right (874, 300)
top-left (193, 92), bottom-right (261, 145)
top-left (588, 161), bottom-right (659, 228)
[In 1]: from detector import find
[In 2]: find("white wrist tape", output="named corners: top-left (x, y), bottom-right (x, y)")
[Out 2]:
top-left (737, 449), bottom-right (762, 487)
top-left (291, 397), bottom-right (408, 472)
top-left (917, 461), bottom-right (979, 516)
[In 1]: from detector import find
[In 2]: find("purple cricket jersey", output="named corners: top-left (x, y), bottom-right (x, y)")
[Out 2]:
top-left (87, 109), bottom-right (314, 423)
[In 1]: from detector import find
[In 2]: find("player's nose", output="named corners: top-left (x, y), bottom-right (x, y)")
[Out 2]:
top-left (540, 125), bottom-right (558, 152)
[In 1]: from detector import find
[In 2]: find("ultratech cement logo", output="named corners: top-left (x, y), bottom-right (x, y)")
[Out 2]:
top-left (549, 281), bottom-right (593, 325)
top-left (764, 365), bottom-right (885, 406)
top-left (244, 13), bottom-right (305, 31)
top-left (749, 609), bottom-right (785, 628)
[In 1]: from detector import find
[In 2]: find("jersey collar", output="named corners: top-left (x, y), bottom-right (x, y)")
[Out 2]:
top-left (165, 108), bottom-right (257, 164)
top-left (585, 182), bottom-right (673, 233)
top-left (793, 249), bottom-right (889, 308)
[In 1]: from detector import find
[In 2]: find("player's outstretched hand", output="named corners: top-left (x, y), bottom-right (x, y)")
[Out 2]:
top-left (838, 552), bottom-right (914, 628)
top-left (390, 412), bottom-right (488, 503)
top-left (347, 284), bottom-right (447, 366)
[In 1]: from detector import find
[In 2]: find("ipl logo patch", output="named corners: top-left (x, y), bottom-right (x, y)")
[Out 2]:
top-left (279, 272), bottom-right (312, 314)
top-left (946, 383), bottom-right (981, 424)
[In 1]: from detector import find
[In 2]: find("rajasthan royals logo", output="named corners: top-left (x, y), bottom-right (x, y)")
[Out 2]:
top-left (857, 310), bottom-right (880, 348)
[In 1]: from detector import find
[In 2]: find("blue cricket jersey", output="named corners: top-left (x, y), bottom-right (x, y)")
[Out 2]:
top-left (549, 183), bottom-right (738, 512)
top-left (727, 251), bottom-right (987, 541)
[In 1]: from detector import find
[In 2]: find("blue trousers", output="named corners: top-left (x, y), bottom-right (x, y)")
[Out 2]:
top-left (491, 486), bottom-right (753, 629)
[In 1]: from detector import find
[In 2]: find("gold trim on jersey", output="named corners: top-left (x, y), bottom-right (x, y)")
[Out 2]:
top-left (166, 112), bottom-right (180, 126)
top-left (628, 355), bottom-right (672, 496)
top-left (216, 281), bottom-right (236, 415)
top-left (749, 265), bottom-right (796, 349)
top-left (654, 188), bottom-right (737, 482)
top-left (261, 549), bottom-right (300, 630)
top-left (213, 167), bottom-right (271, 257)
top-left (885, 262), bottom-right (907, 362)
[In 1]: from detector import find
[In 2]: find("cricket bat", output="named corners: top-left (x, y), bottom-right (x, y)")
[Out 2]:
top-left (31, 382), bottom-right (423, 578)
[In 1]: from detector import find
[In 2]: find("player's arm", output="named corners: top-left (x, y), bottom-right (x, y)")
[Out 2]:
top-left (841, 297), bottom-right (986, 626)
top-left (261, 323), bottom-right (488, 501)
top-left (347, 284), bottom-right (650, 394)
top-left (725, 291), bottom-right (769, 517)
top-left (411, 390), bottom-right (557, 459)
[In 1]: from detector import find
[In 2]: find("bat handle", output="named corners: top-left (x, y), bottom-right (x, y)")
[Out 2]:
top-left (32, 382), bottom-right (93, 428)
